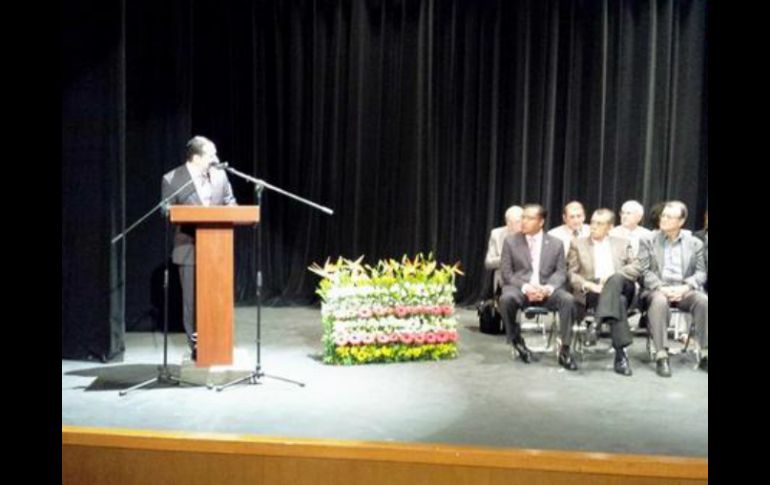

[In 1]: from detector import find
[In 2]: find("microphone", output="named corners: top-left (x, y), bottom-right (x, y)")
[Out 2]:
top-left (208, 160), bottom-right (229, 170)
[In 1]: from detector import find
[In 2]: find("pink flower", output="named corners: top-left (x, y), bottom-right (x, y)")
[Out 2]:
top-left (394, 306), bottom-right (408, 318)
top-left (362, 333), bottom-right (376, 345)
top-left (348, 334), bottom-right (362, 345)
top-left (400, 333), bottom-right (414, 344)
top-left (334, 334), bottom-right (349, 346)
top-left (388, 333), bottom-right (399, 343)
top-left (425, 333), bottom-right (437, 344)
top-left (435, 331), bottom-right (449, 343)
top-left (442, 305), bottom-right (453, 316)
top-left (358, 308), bottom-right (373, 319)
top-left (413, 333), bottom-right (427, 345)
top-left (376, 334), bottom-right (390, 344)
top-left (447, 330), bottom-right (459, 342)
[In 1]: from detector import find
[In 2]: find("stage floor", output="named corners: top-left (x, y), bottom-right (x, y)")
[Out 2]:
top-left (62, 306), bottom-right (707, 457)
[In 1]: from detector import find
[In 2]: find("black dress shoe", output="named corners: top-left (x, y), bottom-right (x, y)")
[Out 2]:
top-left (698, 356), bottom-right (708, 372)
top-left (191, 346), bottom-right (197, 361)
top-left (656, 357), bottom-right (671, 377)
top-left (513, 341), bottom-right (535, 363)
top-left (613, 349), bottom-right (632, 376)
top-left (558, 349), bottom-right (578, 371)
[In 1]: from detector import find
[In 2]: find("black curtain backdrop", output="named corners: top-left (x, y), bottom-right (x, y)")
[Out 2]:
top-left (62, 0), bottom-right (126, 360)
top-left (62, 0), bottom-right (708, 359)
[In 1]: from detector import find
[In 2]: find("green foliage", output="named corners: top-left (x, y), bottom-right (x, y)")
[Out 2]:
top-left (308, 253), bottom-right (464, 302)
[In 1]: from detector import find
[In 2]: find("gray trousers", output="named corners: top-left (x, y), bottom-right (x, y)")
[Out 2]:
top-left (178, 265), bottom-right (196, 349)
top-left (643, 289), bottom-right (708, 352)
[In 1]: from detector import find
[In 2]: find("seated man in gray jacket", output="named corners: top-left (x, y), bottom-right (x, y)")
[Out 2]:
top-left (638, 201), bottom-right (708, 377)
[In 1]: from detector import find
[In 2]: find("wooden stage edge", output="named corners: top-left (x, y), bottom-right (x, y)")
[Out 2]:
top-left (63, 425), bottom-right (707, 483)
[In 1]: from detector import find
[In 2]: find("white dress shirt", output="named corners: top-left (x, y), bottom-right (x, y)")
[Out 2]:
top-left (591, 237), bottom-right (614, 282)
top-left (186, 162), bottom-right (212, 206)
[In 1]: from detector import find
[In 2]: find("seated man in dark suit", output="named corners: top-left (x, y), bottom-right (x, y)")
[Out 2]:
top-left (499, 204), bottom-right (579, 370)
top-left (568, 208), bottom-right (641, 376)
top-left (638, 201), bottom-right (708, 377)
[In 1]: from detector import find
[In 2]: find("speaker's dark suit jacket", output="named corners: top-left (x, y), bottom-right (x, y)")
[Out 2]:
top-left (161, 164), bottom-right (237, 266)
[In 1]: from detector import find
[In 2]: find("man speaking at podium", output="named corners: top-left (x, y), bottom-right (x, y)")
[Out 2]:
top-left (161, 136), bottom-right (237, 360)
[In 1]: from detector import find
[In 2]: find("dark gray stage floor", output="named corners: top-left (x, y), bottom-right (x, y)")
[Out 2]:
top-left (61, 306), bottom-right (707, 457)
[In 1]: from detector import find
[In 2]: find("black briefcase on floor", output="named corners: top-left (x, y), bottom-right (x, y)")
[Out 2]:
top-left (477, 298), bottom-right (503, 334)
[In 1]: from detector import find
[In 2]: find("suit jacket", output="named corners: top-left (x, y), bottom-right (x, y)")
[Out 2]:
top-left (484, 226), bottom-right (510, 293)
top-left (638, 230), bottom-right (707, 292)
top-left (694, 230), bottom-right (708, 272)
top-left (548, 224), bottom-right (591, 256)
top-left (608, 225), bottom-right (654, 257)
top-left (500, 232), bottom-right (567, 291)
top-left (567, 236), bottom-right (641, 305)
top-left (161, 163), bottom-right (237, 265)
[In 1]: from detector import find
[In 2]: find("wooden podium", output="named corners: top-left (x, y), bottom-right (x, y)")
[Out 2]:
top-left (169, 206), bottom-right (260, 367)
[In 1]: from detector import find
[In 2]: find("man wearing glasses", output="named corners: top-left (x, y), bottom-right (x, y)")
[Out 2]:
top-left (638, 201), bottom-right (708, 377)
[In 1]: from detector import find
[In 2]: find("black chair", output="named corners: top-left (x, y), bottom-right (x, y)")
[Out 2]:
top-left (517, 305), bottom-right (560, 354)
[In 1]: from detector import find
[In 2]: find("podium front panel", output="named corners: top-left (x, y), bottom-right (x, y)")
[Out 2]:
top-left (195, 226), bottom-right (234, 366)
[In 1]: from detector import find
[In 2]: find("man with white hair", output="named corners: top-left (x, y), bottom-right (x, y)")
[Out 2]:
top-left (485, 205), bottom-right (524, 295)
top-left (609, 200), bottom-right (653, 257)
top-left (548, 201), bottom-right (591, 257)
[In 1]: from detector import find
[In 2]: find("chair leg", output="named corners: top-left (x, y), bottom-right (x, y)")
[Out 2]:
top-left (545, 313), bottom-right (559, 353)
top-left (646, 333), bottom-right (656, 362)
top-left (544, 315), bottom-right (553, 350)
top-left (682, 321), bottom-right (701, 366)
top-left (571, 321), bottom-right (584, 359)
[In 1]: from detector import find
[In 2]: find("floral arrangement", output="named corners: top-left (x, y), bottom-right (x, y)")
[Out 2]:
top-left (308, 254), bottom-right (463, 365)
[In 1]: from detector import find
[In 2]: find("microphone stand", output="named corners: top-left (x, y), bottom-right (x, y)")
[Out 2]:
top-left (113, 178), bottom-right (199, 396)
top-left (213, 164), bottom-right (333, 392)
